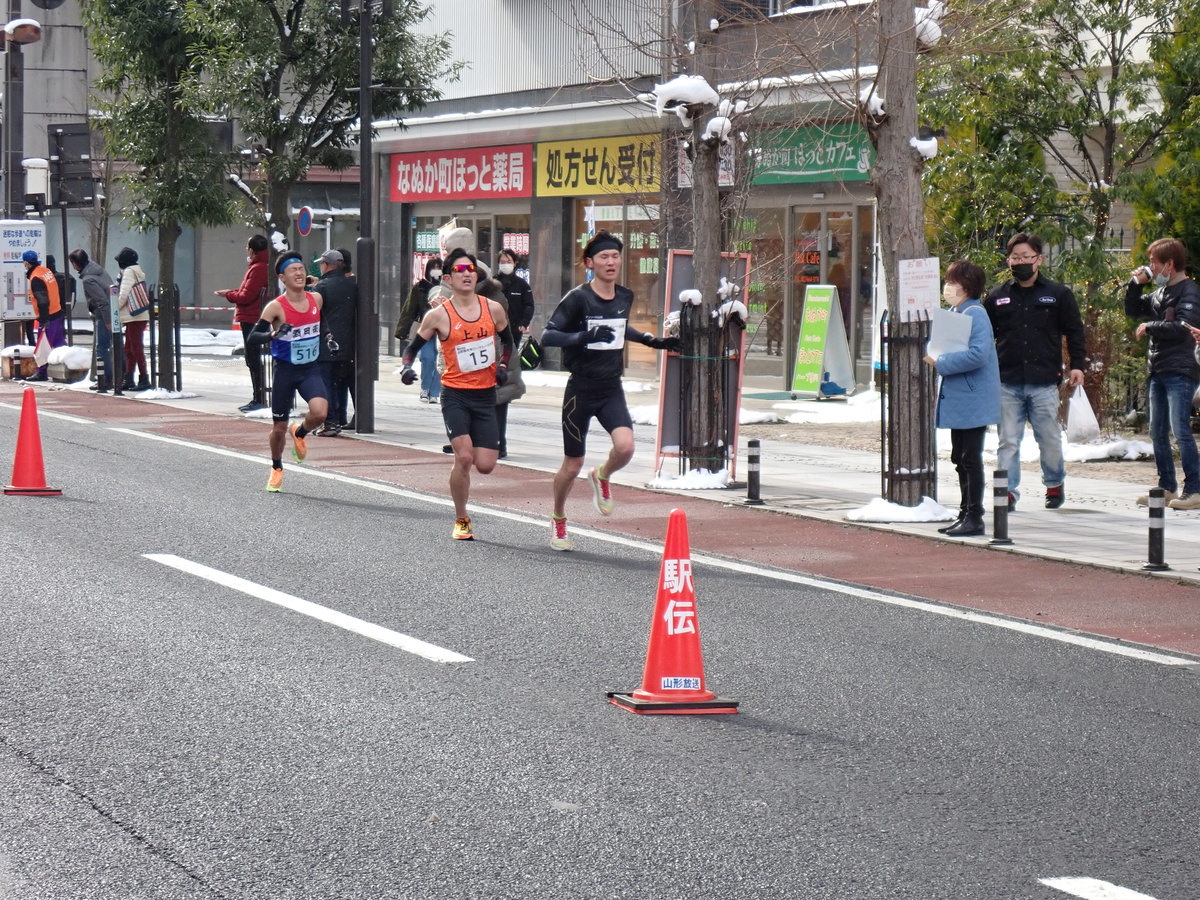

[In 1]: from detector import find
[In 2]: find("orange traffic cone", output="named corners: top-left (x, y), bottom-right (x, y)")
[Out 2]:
top-left (607, 509), bottom-right (737, 715)
top-left (5, 387), bottom-right (62, 496)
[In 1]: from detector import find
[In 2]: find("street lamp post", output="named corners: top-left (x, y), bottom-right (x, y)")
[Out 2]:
top-left (1, 5), bottom-right (41, 347)
top-left (3, 10), bottom-right (41, 217)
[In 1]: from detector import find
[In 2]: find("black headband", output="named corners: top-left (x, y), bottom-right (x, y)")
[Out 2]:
top-left (584, 237), bottom-right (621, 258)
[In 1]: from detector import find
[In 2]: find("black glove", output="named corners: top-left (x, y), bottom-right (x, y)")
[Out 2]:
top-left (644, 335), bottom-right (682, 352)
top-left (400, 365), bottom-right (417, 386)
top-left (585, 324), bottom-right (616, 344)
top-left (275, 322), bottom-right (292, 337)
top-left (495, 364), bottom-right (508, 387)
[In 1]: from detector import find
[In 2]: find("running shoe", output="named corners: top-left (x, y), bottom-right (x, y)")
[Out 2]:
top-left (587, 466), bottom-right (613, 516)
top-left (267, 468), bottom-right (283, 492)
top-left (289, 423), bottom-right (307, 463)
top-left (550, 515), bottom-right (573, 551)
top-left (453, 516), bottom-right (474, 541)
top-left (420, 390), bottom-right (430, 403)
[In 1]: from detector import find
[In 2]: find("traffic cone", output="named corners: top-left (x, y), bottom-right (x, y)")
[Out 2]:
top-left (607, 509), bottom-right (737, 715)
top-left (5, 387), bottom-right (62, 496)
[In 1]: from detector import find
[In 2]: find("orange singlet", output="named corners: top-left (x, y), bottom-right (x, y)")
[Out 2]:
top-left (440, 297), bottom-right (498, 390)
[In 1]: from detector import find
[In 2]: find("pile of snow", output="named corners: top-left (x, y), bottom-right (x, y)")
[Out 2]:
top-left (847, 495), bottom-right (954, 523)
top-left (648, 467), bottom-right (730, 490)
top-left (2, 344), bottom-right (35, 359)
top-left (47, 346), bottom-right (91, 369)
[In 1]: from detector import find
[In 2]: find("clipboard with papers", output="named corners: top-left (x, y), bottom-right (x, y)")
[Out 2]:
top-left (926, 306), bottom-right (973, 360)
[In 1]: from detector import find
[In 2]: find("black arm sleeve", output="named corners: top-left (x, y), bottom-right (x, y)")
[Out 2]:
top-left (402, 332), bottom-right (428, 366)
top-left (245, 319), bottom-right (274, 347)
top-left (499, 323), bottom-right (515, 366)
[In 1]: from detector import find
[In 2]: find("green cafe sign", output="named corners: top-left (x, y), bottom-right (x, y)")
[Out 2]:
top-left (752, 123), bottom-right (873, 185)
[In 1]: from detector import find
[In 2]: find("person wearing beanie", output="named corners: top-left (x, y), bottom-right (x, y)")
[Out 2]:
top-left (114, 247), bottom-right (151, 390)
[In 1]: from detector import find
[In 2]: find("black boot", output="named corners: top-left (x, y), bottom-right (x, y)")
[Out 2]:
top-left (135, 375), bottom-right (151, 390)
top-left (945, 469), bottom-right (985, 537)
top-left (938, 473), bottom-right (968, 533)
top-left (944, 511), bottom-right (984, 537)
top-left (121, 375), bottom-right (135, 390)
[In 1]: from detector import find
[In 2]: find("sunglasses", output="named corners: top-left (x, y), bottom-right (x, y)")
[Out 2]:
top-left (450, 263), bottom-right (476, 273)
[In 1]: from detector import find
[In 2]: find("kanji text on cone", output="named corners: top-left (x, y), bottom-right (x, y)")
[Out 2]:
top-left (607, 508), bottom-right (737, 715)
top-left (5, 387), bottom-right (62, 496)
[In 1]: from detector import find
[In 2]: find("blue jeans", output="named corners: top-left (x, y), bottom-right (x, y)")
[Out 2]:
top-left (93, 315), bottom-right (113, 381)
top-left (418, 339), bottom-right (440, 399)
top-left (1148, 372), bottom-right (1200, 495)
top-left (998, 382), bottom-right (1065, 501)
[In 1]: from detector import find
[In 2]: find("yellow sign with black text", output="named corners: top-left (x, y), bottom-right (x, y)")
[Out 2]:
top-left (536, 135), bottom-right (660, 196)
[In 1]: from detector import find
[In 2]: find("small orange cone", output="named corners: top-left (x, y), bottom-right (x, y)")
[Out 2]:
top-left (5, 387), bottom-right (62, 496)
top-left (607, 509), bottom-right (737, 715)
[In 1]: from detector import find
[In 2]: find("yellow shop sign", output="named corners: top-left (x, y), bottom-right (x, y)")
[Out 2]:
top-left (536, 135), bottom-right (660, 196)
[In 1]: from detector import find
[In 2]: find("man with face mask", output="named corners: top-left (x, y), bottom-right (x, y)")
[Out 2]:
top-left (1125, 238), bottom-right (1200, 509)
top-left (984, 233), bottom-right (1087, 510)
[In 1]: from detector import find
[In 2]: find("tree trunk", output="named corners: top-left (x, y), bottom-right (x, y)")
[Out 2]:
top-left (875, 0), bottom-right (935, 505)
top-left (157, 98), bottom-right (182, 391)
top-left (680, 0), bottom-right (728, 474)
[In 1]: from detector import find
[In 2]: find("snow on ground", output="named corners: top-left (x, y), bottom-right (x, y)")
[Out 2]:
top-left (847, 496), bottom-right (955, 523)
top-left (648, 468), bottom-right (731, 490)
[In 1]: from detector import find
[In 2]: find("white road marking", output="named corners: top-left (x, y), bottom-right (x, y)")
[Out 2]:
top-left (145, 553), bottom-right (473, 664)
top-left (118, 429), bottom-right (1197, 668)
top-left (1041, 876), bottom-right (1162, 899)
top-left (0, 400), bottom-right (94, 424)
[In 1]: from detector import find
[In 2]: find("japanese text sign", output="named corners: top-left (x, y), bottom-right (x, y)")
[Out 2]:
top-left (390, 144), bottom-right (533, 202)
top-left (898, 257), bottom-right (941, 323)
top-left (536, 135), bottom-right (659, 196)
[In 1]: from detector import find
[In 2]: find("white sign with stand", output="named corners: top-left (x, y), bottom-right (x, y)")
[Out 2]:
top-left (0, 219), bottom-right (44, 321)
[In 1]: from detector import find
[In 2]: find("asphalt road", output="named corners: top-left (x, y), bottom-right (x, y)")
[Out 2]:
top-left (2, 405), bottom-right (1199, 900)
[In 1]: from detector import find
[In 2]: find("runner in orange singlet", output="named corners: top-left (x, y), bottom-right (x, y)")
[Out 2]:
top-left (401, 248), bottom-right (513, 540)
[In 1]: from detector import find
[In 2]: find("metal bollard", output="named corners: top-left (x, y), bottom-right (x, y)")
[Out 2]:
top-left (745, 439), bottom-right (764, 506)
top-left (1144, 487), bottom-right (1170, 571)
top-left (990, 469), bottom-right (1012, 545)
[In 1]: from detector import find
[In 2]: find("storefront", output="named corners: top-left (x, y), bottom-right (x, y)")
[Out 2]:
top-left (739, 123), bottom-right (879, 390)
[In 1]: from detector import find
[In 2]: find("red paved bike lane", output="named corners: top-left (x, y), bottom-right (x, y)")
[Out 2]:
top-left (14, 385), bottom-right (1200, 660)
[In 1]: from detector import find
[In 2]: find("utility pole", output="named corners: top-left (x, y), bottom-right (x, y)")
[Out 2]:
top-left (353, 0), bottom-right (381, 433)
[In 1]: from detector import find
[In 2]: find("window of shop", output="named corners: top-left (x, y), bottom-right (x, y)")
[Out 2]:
top-left (572, 199), bottom-right (662, 370)
top-left (735, 209), bottom-right (788, 377)
top-left (789, 204), bottom-right (876, 391)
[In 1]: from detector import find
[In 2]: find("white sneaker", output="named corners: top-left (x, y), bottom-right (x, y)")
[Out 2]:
top-left (1137, 489), bottom-right (1178, 506)
top-left (419, 390), bottom-right (430, 403)
top-left (587, 467), bottom-right (614, 516)
top-left (1169, 492), bottom-right (1200, 510)
top-left (550, 515), bottom-right (573, 551)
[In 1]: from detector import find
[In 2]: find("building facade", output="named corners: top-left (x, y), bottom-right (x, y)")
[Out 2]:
top-left (375, 1), bottom-right (882, 386)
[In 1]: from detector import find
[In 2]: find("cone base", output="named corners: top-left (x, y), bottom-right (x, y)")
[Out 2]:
top-left (606, 691), bottom-right (739, 715)
top-left (4, 485), bottom-right (62, 496)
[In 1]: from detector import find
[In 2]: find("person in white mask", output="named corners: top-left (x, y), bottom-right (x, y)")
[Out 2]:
top-left (925, 260), bottom-right (1000, 537)
top-left (495, 248), bottom-right (535, 335)
top-left (395, 256), bottom-right (444, 403)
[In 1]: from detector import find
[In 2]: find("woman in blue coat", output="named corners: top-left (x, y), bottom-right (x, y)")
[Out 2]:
top-left (927, 259), bottom-right (1001, 536)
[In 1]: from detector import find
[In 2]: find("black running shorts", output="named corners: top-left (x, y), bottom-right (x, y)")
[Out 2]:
top-left (561, 379), bottom-right (633, 459)
top-left (271, 360), bottom-right (328, 422)
top-left (440, 385), bottom-right (500, 450)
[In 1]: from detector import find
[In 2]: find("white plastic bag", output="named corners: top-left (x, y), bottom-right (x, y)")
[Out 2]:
top-left (1066, 384), bottom-right (1101, 443)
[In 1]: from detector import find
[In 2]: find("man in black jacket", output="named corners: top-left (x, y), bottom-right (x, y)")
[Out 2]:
top-left (984, 233), bottom-right (1087, 511)
top-left (1126, 238), bottom-right (1200, 509)
top-left (312, 249), bottom-right (357, 435)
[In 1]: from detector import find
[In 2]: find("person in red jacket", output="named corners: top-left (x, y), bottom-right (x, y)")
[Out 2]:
top-left (216, 234), bottom-right (270, 412)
